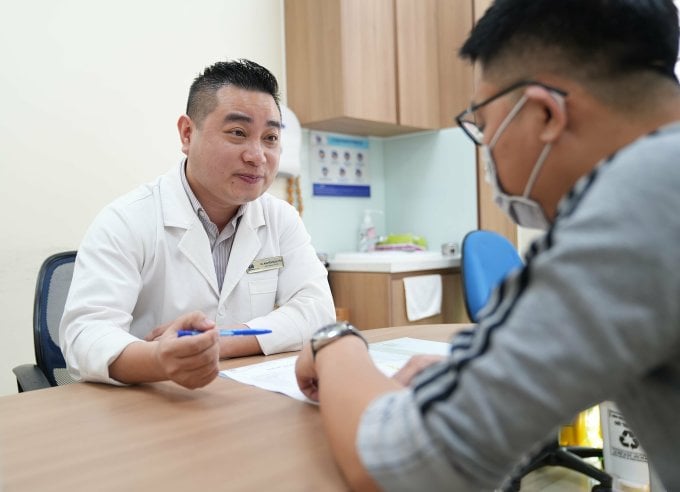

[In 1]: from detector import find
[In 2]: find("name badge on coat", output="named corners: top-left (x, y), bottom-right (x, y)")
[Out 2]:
top-left (246, 256), bottom-right (284, 274)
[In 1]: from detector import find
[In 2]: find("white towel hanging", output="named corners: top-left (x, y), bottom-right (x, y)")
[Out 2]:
top-left (403, 274), bottom-right (442, 321)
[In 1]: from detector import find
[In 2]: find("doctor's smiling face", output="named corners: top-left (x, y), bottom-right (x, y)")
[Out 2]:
top-left (178, 84), bottom-right (281, 228)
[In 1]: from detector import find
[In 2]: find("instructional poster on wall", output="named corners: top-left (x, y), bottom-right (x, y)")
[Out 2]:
top-left (310, 131), bottom-right (371, 197)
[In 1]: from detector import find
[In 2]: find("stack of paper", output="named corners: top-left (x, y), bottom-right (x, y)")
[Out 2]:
top-left (220, 337), bottom-right (450, 402)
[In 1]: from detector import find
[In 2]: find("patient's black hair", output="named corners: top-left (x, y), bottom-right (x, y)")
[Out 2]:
top-left (461, 0), bottom-right (679, 83)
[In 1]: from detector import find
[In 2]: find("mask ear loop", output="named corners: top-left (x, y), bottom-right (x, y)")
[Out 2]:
top-left (489, 95), bottom-right (529, 148)
top-left (522, 143), bottom-right (551, 197)
top-left (485, 95), bottom-right (529, 194)
top-left (521, 91), bottom-right (566, 198)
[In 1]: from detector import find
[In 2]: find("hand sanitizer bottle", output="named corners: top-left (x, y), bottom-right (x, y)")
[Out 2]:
top-left (358, 210), bottom-right (377, 252)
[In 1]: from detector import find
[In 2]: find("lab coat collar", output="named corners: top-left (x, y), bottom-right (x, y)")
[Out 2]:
top-left (221, 201), bottom-right (263, 301)
top-left (161, 163), bottom-right (199, 229)
top-left (159, 163), bottom-right (267, 298)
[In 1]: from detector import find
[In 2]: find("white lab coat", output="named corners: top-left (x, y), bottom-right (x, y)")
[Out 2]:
top-left (60, 164), bottom-right (335, 384)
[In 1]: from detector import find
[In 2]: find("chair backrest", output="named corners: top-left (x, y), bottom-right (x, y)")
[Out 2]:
top-left (461, 230), bottom-right (523, 322)
top-left (34, 251), bottom-right (77, 386)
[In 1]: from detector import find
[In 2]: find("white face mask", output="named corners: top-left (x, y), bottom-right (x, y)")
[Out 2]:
top-left (481, 95), bottom-right (554, 230)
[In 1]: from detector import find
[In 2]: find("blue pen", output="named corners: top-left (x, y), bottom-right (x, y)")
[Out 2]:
top-left (177, 329), bottom-right (272, 337)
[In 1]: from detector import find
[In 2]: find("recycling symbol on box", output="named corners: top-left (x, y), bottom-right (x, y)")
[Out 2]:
top-left (619, 430), bottom-right (639, 449)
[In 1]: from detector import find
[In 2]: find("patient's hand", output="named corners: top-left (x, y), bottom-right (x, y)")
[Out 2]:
top-left (392, 354), bottom-right (445, 386)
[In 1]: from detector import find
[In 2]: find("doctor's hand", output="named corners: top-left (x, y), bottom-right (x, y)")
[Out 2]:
top-left (153, 311), bottom-right (220, 389)
top-left (144, 321), bottom-right (171, 342)
top-left (392, 354), bottom-right (445, 387)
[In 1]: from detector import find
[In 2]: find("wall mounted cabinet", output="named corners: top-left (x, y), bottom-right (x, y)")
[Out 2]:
top-left (284, 0), bottom-right (474, 137)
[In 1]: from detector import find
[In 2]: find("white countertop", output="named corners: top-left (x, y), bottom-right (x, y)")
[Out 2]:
top-left (328, 251), bottom-right (460, 273)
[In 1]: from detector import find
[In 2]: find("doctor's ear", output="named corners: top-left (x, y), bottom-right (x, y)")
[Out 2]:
top-left (525, 86), bottom-right (567, 143)
top-left (177, 115), bottom-right (193, 154)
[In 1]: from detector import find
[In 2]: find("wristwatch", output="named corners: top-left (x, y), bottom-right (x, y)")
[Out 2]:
top-left (311, 322), bottom-right (368, 360)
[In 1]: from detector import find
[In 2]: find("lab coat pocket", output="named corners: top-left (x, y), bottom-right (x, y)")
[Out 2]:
top-left (248, 277), bottom-right (278, 318)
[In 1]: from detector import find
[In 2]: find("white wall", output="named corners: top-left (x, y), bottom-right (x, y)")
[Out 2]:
top-left (0, 0), bottom-right (286, 396)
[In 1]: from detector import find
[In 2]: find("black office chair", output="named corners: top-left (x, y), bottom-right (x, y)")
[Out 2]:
top-left (460, 230), bottom-right (612, 492)
top-left (13, 251), bottom-right (78, 392)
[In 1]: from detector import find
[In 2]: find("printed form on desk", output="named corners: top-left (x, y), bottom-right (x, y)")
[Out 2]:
top-left (220, 337), bottom-right (450, 402)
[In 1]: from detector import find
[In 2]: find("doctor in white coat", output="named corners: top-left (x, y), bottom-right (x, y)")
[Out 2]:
top-left (60, 59), bottom-right (335, 389)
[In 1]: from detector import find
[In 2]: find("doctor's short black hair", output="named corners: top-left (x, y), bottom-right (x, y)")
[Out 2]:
top-left (460, 0), bottom-right (679, 105)
top-left (186, 59), bottom-right (280, 126)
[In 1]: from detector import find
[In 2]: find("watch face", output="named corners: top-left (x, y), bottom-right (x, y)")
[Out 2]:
top-left (326, 322), bottom-right (346, 337)
top-left (311, 322), bottom-right (366, 359)
top-left (312, 322), bottom-right (354, 355)
top-left (315, 322), bottom-right (348, 339)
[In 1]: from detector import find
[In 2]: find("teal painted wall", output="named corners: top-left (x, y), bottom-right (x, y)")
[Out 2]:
top-left (383, 128), bottom-right (477, 254)
top-left (299, 130), bottom-right (387, 257)
top-left (299, 128), bottom-right (477, 258)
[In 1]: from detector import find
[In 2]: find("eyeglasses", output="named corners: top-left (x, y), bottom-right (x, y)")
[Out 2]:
top-left (455, 80), bottom-right (568, 146)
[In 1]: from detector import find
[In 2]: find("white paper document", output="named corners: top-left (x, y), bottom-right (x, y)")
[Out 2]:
top-left (220, 337), bottom-right (450, 402)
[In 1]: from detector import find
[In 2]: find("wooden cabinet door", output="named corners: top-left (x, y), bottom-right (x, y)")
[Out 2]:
top-left (340, 0), bottom-right (398, 124)
top-left (390, 271), bottom-right (469, 325)
top-left (285, 0), bottom-right (400, 136)
top-left (395, 0), bottom-right (440, 129)
top-left (329, 269), bottom-right (469, 330)
top-left (328, 271), bottom-right (392, 330)
top-left (284, 0), bottom-right (344, 126)
top-left (436, 0), bottom-right (475, 128)
top-left (395, 0), bottom-right (474, 130)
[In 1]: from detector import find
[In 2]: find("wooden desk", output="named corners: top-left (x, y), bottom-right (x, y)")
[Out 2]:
top-left (0, 324), bottom-right (466, 492)
top-left (0, 324), bottom-right (592, 491)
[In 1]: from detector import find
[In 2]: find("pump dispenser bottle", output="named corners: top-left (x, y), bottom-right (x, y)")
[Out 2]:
top-left (358, 209), bottom-right (379, 252)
